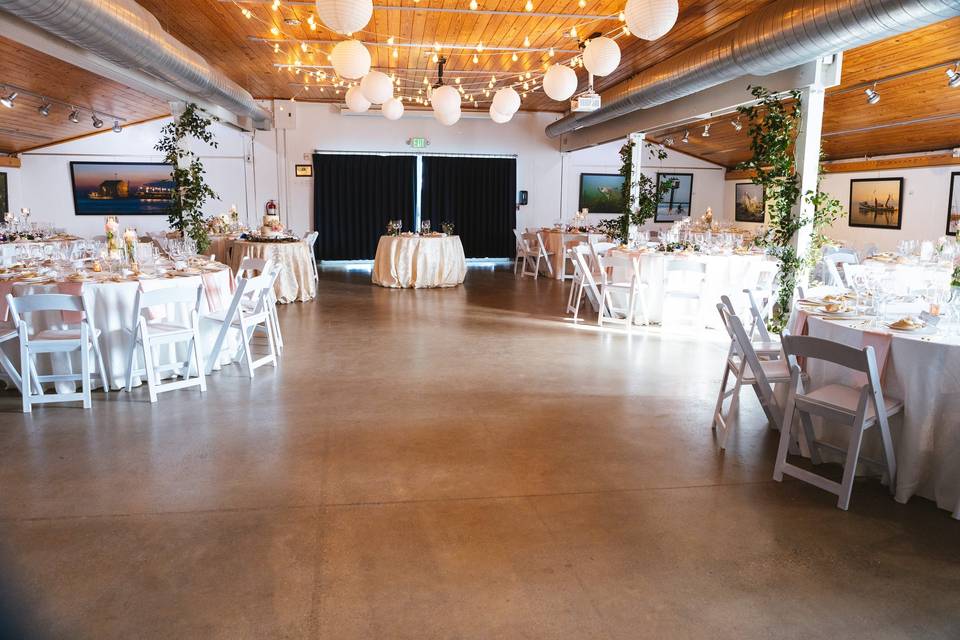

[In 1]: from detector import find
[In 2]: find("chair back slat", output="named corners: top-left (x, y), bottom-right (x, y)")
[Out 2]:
top-left (137, 283), bottom-right (205, 311)
top-left (7, 293), bottom-right (84, 314)
top-left (780, 334), bottom-right (870, 373)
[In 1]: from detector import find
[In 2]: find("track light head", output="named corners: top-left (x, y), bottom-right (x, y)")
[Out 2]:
top-left (731, 118), bottom-right (742, 132)
top-left (68, 108), bottom-right (80, 123)
top-left (701, 123), bottom-right (711, 137)
top-left (864, 86), bottom-right (880, 105)
top-left (38, 102), bottom-right (51, 117)
top-left (947, 65), bottom-right (960, 88)
top-left (664, 137), bottom-right (674, 146)
top-left (0, 91), bottom-right (17, 109)
top-left (112, 120), bottom-right (122, 134)
top-left (681, 130), bottom-right (689, 143)
top-left (91, 113), bottom-right (104, 128)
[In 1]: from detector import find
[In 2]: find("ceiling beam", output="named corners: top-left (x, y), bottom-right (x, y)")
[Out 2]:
top-left (725, 151), bottom-right (960, 179)
top-left (0, 156), bottom-right (22, 168)
top-left (250, 36), bottom-right (579, 53)
top-left (220, 1), bottom-right (617, 20)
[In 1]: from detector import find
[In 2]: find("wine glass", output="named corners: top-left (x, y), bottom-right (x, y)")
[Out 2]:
top-left (420, 220), bottom-right (431, 235)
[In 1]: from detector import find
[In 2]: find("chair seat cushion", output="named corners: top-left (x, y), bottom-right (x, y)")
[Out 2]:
top-left (143, 322), bottom-right (192, 335)
top-left (729, 356), bottom-right (791, 383)
top-left (752, 340), bottom-right (781, 354)
top-left (801, 384), bottom-right (903, 420)
top-left (34, 327), bottom-right (101, 341)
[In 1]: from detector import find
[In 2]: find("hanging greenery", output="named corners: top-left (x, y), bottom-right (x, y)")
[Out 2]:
top-left (598, 140), bottom-right (671, 243)
top-left (155, 103), bottom-right (219, 253)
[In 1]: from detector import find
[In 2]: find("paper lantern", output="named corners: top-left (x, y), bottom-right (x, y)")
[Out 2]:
top-left (492, 87), bottom-right (521, 115)
top-left (582, 37), bottom-right (621, 76)
top-left (330, 40), bottom-right (371, 79)
top-left (381, 97), bottom-right (404, 121)
top-left (489, 106), bottom-right (512, 124)
top-left (360, 71), bottom-right (393, 104)
top-left (435, 107), bottom-right (461, 126)
top-left (315, 0), bottom-right (372, 34)
top-left (542, 64), bottom-right (578, 101)
top-left (345, 86), bottom-right (371, 113)
top-left (430, 85), bottom-right (461, 115)
top-left (624, 0), bottom-right (679, 41)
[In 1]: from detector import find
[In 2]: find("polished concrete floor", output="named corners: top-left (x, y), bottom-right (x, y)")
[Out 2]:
top-left (0, 266), bottom-right (958, 639)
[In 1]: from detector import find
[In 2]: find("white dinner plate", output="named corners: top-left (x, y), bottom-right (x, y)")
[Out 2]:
top-left (884, 322), bottom-right (935, 335)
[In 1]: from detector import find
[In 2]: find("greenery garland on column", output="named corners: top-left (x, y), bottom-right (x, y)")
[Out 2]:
top-left (736, 86), bottom-right (842, 332)
top-left (155, 103), bottom-right (219, 253)
top-left (598, 140), bottom-right (672, 243)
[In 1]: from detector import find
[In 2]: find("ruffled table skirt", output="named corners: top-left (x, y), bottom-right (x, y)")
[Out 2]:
top-left (372, 236), bottom-right (466, 289)
top-left (227, 240), bottom-right (317, 303)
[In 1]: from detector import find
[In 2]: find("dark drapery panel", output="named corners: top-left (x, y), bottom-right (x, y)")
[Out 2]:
top-left (420, 156), bottom-right (516, 258)
top-left (312, 153), bottom-right (416, 260)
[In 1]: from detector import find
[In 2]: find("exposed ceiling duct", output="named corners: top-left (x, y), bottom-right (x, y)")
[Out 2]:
top-left (546, 0), bottom-right (960, 139)
top-left (0, 0), bottom-right (272, 130)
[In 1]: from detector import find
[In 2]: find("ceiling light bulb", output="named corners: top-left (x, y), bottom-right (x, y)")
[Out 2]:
top-left (92, 114), bottom-right (104, 128)
top-left (271, 0), bottom-right (280, 10)
top-left (865, 86), bottom-right (880, 104)
top-left (619, 11), bottom-right (625, 21)
top-left (0, 91), bottom-right (17, 109)
top-left (947, 66), bottom-right (960, 88)
top-left (112, 120), bottom-right (122, 133)
top-left (470, 0), bottom-right (478, 9)
top-left (477, 42), bottom-right (484, 52)
top-left (681, 130), bottom-right (689, 143)
top-left (523, 36), bottom-right (530, 47)
top-left (579, 0), bottom-right (586, 6)
top-left (549, 47), bottom-right (555, 58)
top-left (525, 0), bottom-right (533, 11)
top-left (511, 52), bottom-right (518, 62)
top-left (393, 48), bottom-right (399, 58)
top-left (38, 102), bottom-right (51, 117)
top-left (473, 54), bottom-right (479, 63)
top-left (570, 26), bottom-right (577, 38)
top-left (622, 26), bottom-right (630, 36)
top-left (387, 36), bottom-right (395, 45)
top-left (270, 26), bottom-right (280, 36)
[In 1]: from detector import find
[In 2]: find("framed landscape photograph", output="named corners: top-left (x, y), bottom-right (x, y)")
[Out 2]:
top-left (70, 161), bottom-right (174, 216)
top-left (655, 172), bottom-right (693, 222)
top-left (578, 173), bottom-right (625, 214)
top-left (848, 177), bottom-right (904, 230)
top-left (734, 183), bottom-right (765, 223)
top-left (947, 172), bottom-right (960, 235)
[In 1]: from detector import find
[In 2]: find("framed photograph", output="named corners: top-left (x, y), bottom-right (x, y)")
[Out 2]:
top-left (0, 172), bottom-right (7, 215)
top-left (848, 177), bottom-right (904, 229)
top-left (70, 161), bottom-right (174, 216)
top-left (655, 172), bottom-right (693, 222)
top-left (734, 183), bottom-right (765, 223)
top-left (947, 172), bottom-right (960, 236)
top-left (578, 173), bottom-right (625, 214)
top-left (295, 164), bottom-right (313, 177)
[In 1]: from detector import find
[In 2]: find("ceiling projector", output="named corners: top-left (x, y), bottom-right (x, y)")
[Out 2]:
top-left (571, 91), bottom-right (601, 112)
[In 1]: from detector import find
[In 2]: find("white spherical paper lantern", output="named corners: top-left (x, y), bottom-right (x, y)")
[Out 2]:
top-left (624, 0), bottom-right (679, 41)
top-left (489, 106), bottom-right (512, 124)
top-left (360, 71), bottom-right (393, 104)
top-left (492, 87), bottom-right (521, 115)
top-left (330, 40), bottom-right (371, 79)
top-left (315, 0), bottom-right (372, 34)
top-left (381, 97), bottom-right (404, 121)
top-left (345, 86), bottom-right (371, 113)
top-left (435, 107), bottom-right (461, 126)
top-left (582, 37), bottom-right (621, 77)
top-left (430, 85), bottom-right (461, 115)
top-left (542, 64), bottom-right (579, 101)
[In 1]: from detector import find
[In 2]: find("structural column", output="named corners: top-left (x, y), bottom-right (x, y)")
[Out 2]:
top-left (792, 85), bottom-right (825, 269)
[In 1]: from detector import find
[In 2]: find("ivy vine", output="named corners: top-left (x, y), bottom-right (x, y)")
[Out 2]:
top-left (598, 140), bottom-right (672, 243)
top-left (155, 103), bottom-right (219, 253)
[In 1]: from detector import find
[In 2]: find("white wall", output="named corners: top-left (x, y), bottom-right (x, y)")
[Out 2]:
top-left (561, 138), bottom-right (727, 230)
top-left (722, 164), bottom-right (960, 252)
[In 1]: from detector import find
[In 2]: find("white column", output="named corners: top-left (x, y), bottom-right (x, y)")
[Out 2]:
top-left (628, 131), bottom-right (644, 213)
top-left (792, 85), bottom-right (825, 275)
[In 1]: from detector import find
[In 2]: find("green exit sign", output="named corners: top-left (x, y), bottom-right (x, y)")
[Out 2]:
top-left (407, 137), bottom-right (429, 149)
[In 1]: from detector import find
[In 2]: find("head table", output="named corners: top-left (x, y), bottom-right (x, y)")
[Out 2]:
top-left (372, 234), bottom-right (466, 289)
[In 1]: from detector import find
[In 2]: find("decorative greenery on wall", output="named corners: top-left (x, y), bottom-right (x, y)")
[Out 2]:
top-left (155, 103), bottom-right (219, 253)
top-left (598, 140), bottom-right (672, 243)
top-left (736, 86), bottom-right (842, 332)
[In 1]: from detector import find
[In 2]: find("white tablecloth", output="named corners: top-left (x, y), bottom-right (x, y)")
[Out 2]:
top-left (540, 231), bottom-right (607, 279)
top-left (1, 269), bottom-right (236, 390)
top-left (609, 251), bottom-right (774, 327)
top-left (802, 314), bottom-right (960, 514)
top-left (372, 235), bottom-right (466, 289)
top-left (227, 240), bottom-right (316, 303)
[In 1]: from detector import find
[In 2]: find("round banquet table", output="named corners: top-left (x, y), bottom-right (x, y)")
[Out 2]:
top-left (789, 299), bottom-right (960, 516)
top-left (227, 239), bottom-right (316, 303)
top-left (539, 230), bottom-right (607, 279)
top-left (372, 235), bottom-right (466, 289)
top-left (0, 267), bottom-right (237, 390)
top-left (609, 250), bottom-right (775, 327)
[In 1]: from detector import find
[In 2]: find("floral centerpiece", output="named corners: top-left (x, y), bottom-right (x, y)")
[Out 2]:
top-left (123, 227), bottom-right (138, 265)
top-left (206, 212), bottom-right (232, 235)
top-left (441, 221), bottom-right (455, 235)
top-left (105, 216), bottom-right (120, 252)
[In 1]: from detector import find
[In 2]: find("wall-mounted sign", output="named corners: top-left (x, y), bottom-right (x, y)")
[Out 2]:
top-left (295, 164), bottom-right (313, 177)
top-left (407, 137), bottom-right (430, 149)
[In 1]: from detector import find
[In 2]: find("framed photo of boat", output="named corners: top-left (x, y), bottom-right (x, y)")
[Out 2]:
top-left (946, 172), bottom-right (960, 236)
top-left (70, 161), bottom-right (174, 216)
top-left (734, 183), bottom-right (765, 223)
top-left (654, 173), bottom-right (693, 222)
top-left (848, 177), bottom-right (903, 230)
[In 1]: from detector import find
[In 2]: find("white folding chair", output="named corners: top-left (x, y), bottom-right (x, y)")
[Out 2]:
top-left (587, 241), bottom-right (618, 274)
top-left (720, 295), bottom-right (780, 359)
top-left (712, 304), bottom-right (793, 449)
top-left (0, 323), bottom-right (26, 392)
top-left (6, 293), bottom-right (108, 412)
top-left (823, 252), bottom-right (859, 287)
top-left (123, 283), bottom-right (207, 403)
top-left (774, 334), bottom-right (901, 510)
top-left (513, 229), bottom-right (525, 275)
top-left (559, 233), bottom-right (588, 281)
top-left (236, 256), bottom-right (283, 352)
top-left (597, 252), bottom-right (648, 330)
top-left (663, 259), bottom-right (707, 325)
top-left (204, 267), bottom-right (280, 378)
top-left (519, 231), bottom-right (554, 279)
top-left (565, 244), bottom-right (587, 319)
top-left (304, 231), bottom-right (319, 283)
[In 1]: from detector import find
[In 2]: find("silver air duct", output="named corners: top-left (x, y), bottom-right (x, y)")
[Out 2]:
top-left (0, 0), bottom-right (272, 129)
top-left (546, 0), bottom-right (960, 138)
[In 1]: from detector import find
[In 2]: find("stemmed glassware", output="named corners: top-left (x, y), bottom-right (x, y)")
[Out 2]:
top-left (420, 220), bottom-right (431, 235)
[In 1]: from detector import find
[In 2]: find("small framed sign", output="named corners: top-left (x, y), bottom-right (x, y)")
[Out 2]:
top-left (295, 164), bottom-right (313, 177)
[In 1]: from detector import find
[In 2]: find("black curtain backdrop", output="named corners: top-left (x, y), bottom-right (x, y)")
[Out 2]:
top-left (420, 156), bottom-right (516, 258)
top-left (312, 153), bottom-right (416, 260)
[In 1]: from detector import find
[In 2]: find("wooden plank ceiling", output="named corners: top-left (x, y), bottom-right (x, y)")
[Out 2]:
top-left (0, 35), bottom-right (170, 154)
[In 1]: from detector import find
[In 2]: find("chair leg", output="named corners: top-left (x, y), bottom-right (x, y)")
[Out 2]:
top-left (92, 335), bottom-right (109, 393)
top-left (711, 363), bottom-right (732, 432)
top-left (141, 341), bottom-right (159, 403)
top-left (876, 412), bottom-right (898, 495)
top-left (192, 326), bottom-right (207, 393)
top-left (270, 304), bottom-right (284, 352)
top-left (264, 318), bottom-right (278, 368)
top-left (205, 320), bottom-right (231, 375)
top-left (239, 321), bottom-right (256, 378)
top-left (124, 329), bottom-right (139, 392)
top-left (20, 342), bottom-right (31, 414)
top-left (772, 391), bottom-right (798, 482)
top-left (837, 420), bottom-right (868, 510)
top-left (80, 338), bottom-right (92, 409)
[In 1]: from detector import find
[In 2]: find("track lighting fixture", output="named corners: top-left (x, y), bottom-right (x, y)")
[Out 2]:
top-left (0, 91), bottom-right (17, 108)
top-left (731, 118), bottom-right (742, 132)
top-left (112, 120), bottom-right (123, 133)
top-left (38, 102), bottom-right (51, 117)
top-left (947, 64), bottom-right (960, 88)
top-left (702, 123), bottom-right (711, 137)
top-left (69, 108), bottom-right (80, 123)
top-left (681, 130), bottom-right (689, 143)
top-left (664, 137), bottom-right (675, 146)
top-left (865, 84), bottom-right (880, 105)
top-left (91, 113), bottom-right (104, 128)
